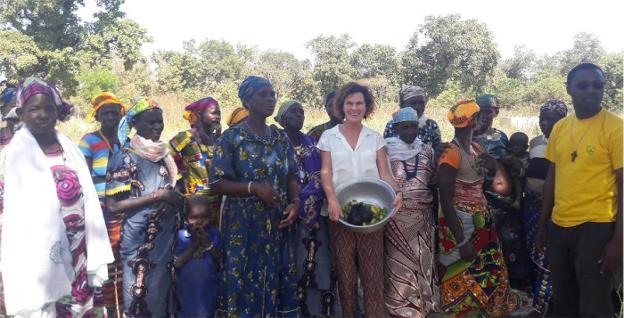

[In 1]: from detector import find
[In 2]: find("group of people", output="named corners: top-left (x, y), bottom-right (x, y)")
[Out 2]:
top-left (0, 61), bottom-right (620, 318)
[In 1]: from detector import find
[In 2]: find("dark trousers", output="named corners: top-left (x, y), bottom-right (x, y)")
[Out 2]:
top-left (547, 221), bottom-right (616, 317)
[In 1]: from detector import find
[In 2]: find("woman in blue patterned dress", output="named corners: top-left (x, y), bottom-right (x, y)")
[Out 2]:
top-left (209, 76), bottom-right (300, 317)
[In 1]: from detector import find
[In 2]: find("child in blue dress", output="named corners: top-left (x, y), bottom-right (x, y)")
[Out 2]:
top-left (174, 195), bottom-right (221, 317)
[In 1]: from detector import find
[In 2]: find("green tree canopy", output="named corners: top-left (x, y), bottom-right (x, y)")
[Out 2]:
top-left (401, 15), bottom-right (500, 97)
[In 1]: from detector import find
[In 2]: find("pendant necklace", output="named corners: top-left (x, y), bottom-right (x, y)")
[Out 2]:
top-left (570, 117), bottom-right (597, 162)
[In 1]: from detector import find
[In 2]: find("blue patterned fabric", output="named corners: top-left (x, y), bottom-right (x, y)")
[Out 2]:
top-left (209, 125), bottom-right (299, 317)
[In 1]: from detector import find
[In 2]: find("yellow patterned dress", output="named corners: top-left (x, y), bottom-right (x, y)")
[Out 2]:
top-left (170, 130), bottom-right (222, 214)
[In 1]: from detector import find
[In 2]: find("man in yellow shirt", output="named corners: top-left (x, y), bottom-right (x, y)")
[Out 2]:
top-left (537, 62), bottom-right (623, 317)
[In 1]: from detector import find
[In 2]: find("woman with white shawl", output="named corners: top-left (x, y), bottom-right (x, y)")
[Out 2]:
top-left (0, 77), bottom-right (114, 317)
top-left (384, 107), bottom-right (439, 317)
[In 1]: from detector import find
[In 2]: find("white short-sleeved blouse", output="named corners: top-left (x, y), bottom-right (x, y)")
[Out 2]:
top-left (317, 124), bottom-right (386, 188)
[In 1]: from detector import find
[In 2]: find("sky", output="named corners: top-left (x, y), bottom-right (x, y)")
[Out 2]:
top-left (82, 0), bottom-right (623, 61)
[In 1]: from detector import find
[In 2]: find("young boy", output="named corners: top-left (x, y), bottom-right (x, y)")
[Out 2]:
top-left (503, 132), bottom-right (530, 211)
top-left (174, 195), bottom-right (221, 318)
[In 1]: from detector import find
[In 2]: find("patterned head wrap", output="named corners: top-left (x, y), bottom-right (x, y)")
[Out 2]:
top-left (274, 100), bottom-right (301, 126)
top-left (182, 97), bottom-right (219, 126)
top-left (398, 84), bottom-right (425, 104)
top-left (475, 94), bottom-right (499, 110)
top-left (539, 99), bottom-right (568, 118)
top-left (392, 107), bottom-right (418, 124)
top-left (89, 92), bottom-right (127, 121)
top-left (226, 107), bottom-right (249, 127)
top-left (238, 76), bottom-right (272, 106)
top-left (0, 87), bottom-right (16, 107)
top-left (16, 77), bottom-right (73, 121)
top-left (117, 97), bottom-right (161, 144)
top-left (448, 100), bottom-right (480, 128)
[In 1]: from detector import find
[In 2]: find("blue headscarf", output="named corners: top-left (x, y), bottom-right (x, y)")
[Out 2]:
top-left (238, 76), bottom-right (272, 105)
top-left (1, 87), bottom-right (16, 107)
top-left (392, 107), bottom-right (418, 124)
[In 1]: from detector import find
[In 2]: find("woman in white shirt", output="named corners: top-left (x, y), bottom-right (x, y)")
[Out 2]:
top-left (318, 82), bottom-right (402, 318)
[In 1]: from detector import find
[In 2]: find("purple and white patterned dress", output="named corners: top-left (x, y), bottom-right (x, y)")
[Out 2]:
top-left (49, 162), bottom-right (104, 317)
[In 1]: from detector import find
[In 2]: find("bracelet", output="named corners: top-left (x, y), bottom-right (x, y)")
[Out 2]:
top-left (247, 181), bottom-right (253, 194)
top-left (204, 243), bottom-right (214, 252)
top-left (457, 236), bottom-right (470, 248)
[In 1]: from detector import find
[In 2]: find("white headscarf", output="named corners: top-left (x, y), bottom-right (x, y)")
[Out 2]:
top-left (1, 127), bottom-right (113, 315)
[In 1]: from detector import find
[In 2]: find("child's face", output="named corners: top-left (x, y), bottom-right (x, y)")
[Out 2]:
top-left (395, 121), bottom-right (419, 144)
top-left (509, 141), bottom-right (528, 156)
top-left (189, 204), bottom-right (209, 218)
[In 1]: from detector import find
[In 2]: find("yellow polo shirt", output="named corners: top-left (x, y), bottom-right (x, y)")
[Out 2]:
top-left (545, 109), bottom-right (623, 227)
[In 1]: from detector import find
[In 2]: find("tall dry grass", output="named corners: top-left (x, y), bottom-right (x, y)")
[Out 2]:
top-left (58, 94), bottom-right (543, 143)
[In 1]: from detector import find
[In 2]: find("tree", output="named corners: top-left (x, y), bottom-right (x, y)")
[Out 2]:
top-left (401, 15), bottom-right (500, 97)
top-left (1, 0), bottom-right (85, 50)
top-left (252, 51), bottom-right (314, 102)
top-left (351, 44), bottom-right (399, 82)
top-left (559, 32), bottom-right (606, 75)
top-left (152, 50), bottom-right (205, 95)
top-left (0, 0), bottom-right (150, 93)
top-left (306, 34), bottom-right (355, 97)
top-left (196, 39), bottom-right (248, 84)
top-left (600, 52), bottom-right (623, 111)
top-left (0, 29), bottom-right (43, 79)
top-left (523, 71), bottom-right (569, 107)
top-left (500, 45), bottom-right (536, 82)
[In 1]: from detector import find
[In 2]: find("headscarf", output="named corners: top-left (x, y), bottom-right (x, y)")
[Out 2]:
top-left (274, 100), bottom-right (301, 126)
top-left (0, 87), bottom-right (16, 107)
top-left (117, 97), bottom-right (161, 144)
top-left (398, 84), bottom-right (425, 104)
top-left (182, 97), bottom-right (219, 126)
top-left (238, 76), bottom-right (272, 105)
top-left (475, 94), bottom-right (499, 110)
top-left (448, 100), bottom-right (480, 128)
top-left (392, 107), bottom-right (418, 124)
top-left (226, 107), bottom-right (249, 127)
top-left (540, 99), bottom-right (568, 118)
top-left (89, 92), bottom-right (126, 121)
top-left (387, 107), bottom-right (423, 161)
top-left (16, 77), bottom-right (73, 121)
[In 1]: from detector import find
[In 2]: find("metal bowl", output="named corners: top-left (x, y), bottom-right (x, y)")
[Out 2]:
top-left (335, 177), bottom-right (397, 233)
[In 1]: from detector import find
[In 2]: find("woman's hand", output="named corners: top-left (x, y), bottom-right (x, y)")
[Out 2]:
top-left (328, 198), bottom-right (343, 222)
top-left (279, 202), bottom-right (299, 229)
top-left (392, 192), bottom-right (403, 211)
top-left (251, 182), bottom-right (280, 208)
top-left (459, 242), bottom-right (477, 261)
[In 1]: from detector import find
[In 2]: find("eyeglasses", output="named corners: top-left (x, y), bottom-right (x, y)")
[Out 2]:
top-left (574, 80), bottom-right (605, 91)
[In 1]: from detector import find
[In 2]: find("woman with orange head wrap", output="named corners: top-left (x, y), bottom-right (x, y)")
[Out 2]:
top-left (435, 100), bottom-right (524, 316)
top-left (78, 91), bottom-right (127, 316)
